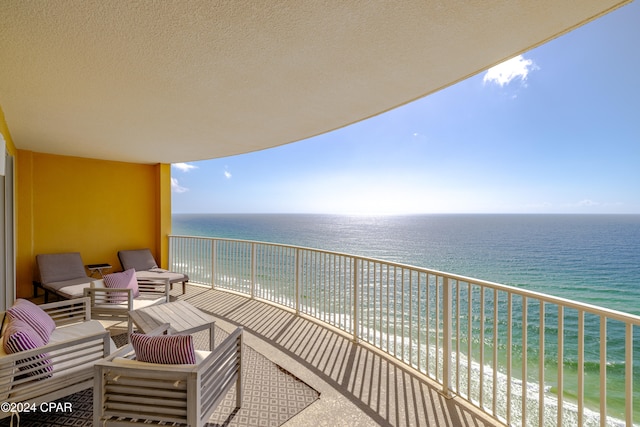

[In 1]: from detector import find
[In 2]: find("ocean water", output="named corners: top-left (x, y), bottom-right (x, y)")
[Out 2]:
top-left (173, 213), bottom-right (640, 314)
top-left (172, 213), bottom-right (640, 424)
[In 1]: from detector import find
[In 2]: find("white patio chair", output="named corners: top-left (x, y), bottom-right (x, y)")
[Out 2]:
top-left (83, 277), bottom-right (170, 335)
top-left (93, 325), bottom-right (243, 426)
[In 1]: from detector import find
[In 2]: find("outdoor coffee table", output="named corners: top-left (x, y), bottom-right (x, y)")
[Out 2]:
top-left (129, 300), bottom-right (216, 350)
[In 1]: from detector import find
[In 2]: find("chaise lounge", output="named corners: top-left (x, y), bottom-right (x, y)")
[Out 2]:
top-left (34, 252), bottom-right (94, 302)
top-left (118, 248), bottom-right (189, 294)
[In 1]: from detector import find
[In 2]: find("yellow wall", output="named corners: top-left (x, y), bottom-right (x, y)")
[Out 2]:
top-left (16, 151), bottom-right (171, 298)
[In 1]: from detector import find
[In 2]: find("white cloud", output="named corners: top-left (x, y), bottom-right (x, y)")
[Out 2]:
top-left (483, 55), bottom-right (537, 87)
top-left (563, 199), bottom-right (601, 208)
top-left (576, 199), bottom-right (599, 207)
top-left (173, 162), bottom-right (197, 172)
top-left (224, 167), bottom-right (232, 179)
top-left (411, 132), bottom-right (429, 143)
top-left (171, 177), bottom-right (188, 193)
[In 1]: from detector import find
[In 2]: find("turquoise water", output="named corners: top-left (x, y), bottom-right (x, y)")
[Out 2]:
top-left (173, 213), bottom-right (640, 424)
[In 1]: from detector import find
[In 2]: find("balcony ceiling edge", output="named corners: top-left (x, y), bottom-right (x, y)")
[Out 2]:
top-left (0, 0), bottom-right (631, 164)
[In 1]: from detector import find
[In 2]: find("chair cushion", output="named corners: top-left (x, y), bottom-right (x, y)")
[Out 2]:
top-left (93, 296), bottom-right (165, 312)
top-left (2, 318), bottom-right (53, 378)
top-left (103, 268), bottom-right (139, 301)
top-left (48, 279), bottom-right (94, 299)
top-left (112, 350), bottom-right (211, 368)
top-left (130, 333), bottom-right (196, 364)
top-left (7, 299), bottom-right (56, 343)
top-left (50, 320), bottom-right (117, 354)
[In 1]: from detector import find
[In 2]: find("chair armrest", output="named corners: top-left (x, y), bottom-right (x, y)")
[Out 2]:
top-left (40, 296), bottom-right (92, 325)
top-left (101, 343), bottom-right (135, 361)
top-left (200, 327), bottom-right (243, 372)
top-left (83, 287), bottom-right (134, 310)
top-left (198, 327), bottom-right (243, 416)
top-left (1, 328), bottom-right (111, 396)
top-left (2, 328), bottom-right (110, 364)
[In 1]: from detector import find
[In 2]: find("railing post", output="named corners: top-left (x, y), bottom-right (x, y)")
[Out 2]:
top-left (626, 323), bottom-right (633, 427)
top-left (251, 242), bottom-right (256, 298)
top-left (442, 276), bottom-right (452, 397)
top-left (295, 248), bottom-right (301, 315)
top-left (168, 236), bottom-right (173, 272)
top-left (353, 257), bottom-right (359, 343)
top-left (211, 239), bottom-right (216, 289)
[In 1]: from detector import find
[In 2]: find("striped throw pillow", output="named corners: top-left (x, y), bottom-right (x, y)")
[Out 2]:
top-left (2, 318), bottom-right (53, 378)
top-left (7, 299), bottom-right (56, 343)
top-left (103, 268), bottom-right (140, 302)
top-left (130, 333), bottom-right (196, 364)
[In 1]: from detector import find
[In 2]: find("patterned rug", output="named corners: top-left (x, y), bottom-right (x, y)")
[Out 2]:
top-left (0, 329), bottom-right (319, 427)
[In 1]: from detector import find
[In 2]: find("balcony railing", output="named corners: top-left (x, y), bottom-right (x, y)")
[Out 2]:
top-left (170, 235), bottom-right (640, 427)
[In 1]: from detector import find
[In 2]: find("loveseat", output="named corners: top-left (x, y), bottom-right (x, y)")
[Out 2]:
top-left (0, 297), bottom-right (115, 419)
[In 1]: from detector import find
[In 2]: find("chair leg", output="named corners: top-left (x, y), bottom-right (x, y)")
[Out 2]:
top-left (182, 281), bottom-right (186, 294)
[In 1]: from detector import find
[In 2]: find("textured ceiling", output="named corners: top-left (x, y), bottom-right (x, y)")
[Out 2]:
top-left (0, 0), bottom-right (631, 164)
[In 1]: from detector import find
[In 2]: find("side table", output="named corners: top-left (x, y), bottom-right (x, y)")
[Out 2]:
top-left (129, 300), bottom-right (216, 350)
top-left (86, 263), bottom-right (112, 278)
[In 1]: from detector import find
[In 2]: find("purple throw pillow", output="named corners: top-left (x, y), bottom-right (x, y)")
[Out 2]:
top-left (103, 268), bottom-right (140, 302)
top-left (7, 299), bottom-right (56, 344)
top-left (3, 318), bottom-right (53, 378)
top-left (130, 333), bottom-right (196, 364)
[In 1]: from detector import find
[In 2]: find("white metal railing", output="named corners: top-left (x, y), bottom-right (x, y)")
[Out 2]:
top-left (170, 235), bottom-right (640, 427)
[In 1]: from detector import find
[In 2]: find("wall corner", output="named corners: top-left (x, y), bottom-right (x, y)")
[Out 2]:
top-left (157, 163), bottom-right (172, 268)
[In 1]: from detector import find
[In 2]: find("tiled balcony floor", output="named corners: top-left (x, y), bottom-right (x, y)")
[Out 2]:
top-left (179, 284), bottom-right (500, 427)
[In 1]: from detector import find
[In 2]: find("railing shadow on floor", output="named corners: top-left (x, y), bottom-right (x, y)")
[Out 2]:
top-left (180, 285), bottom-right (498, 427)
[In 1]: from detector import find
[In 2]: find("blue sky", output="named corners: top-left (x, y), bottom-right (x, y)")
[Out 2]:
top-left (172, 3), bottom-right (639, 215)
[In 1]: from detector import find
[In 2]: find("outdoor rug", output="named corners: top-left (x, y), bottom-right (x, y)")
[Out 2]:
top-left (0, 329), bottom-right (319, 427)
